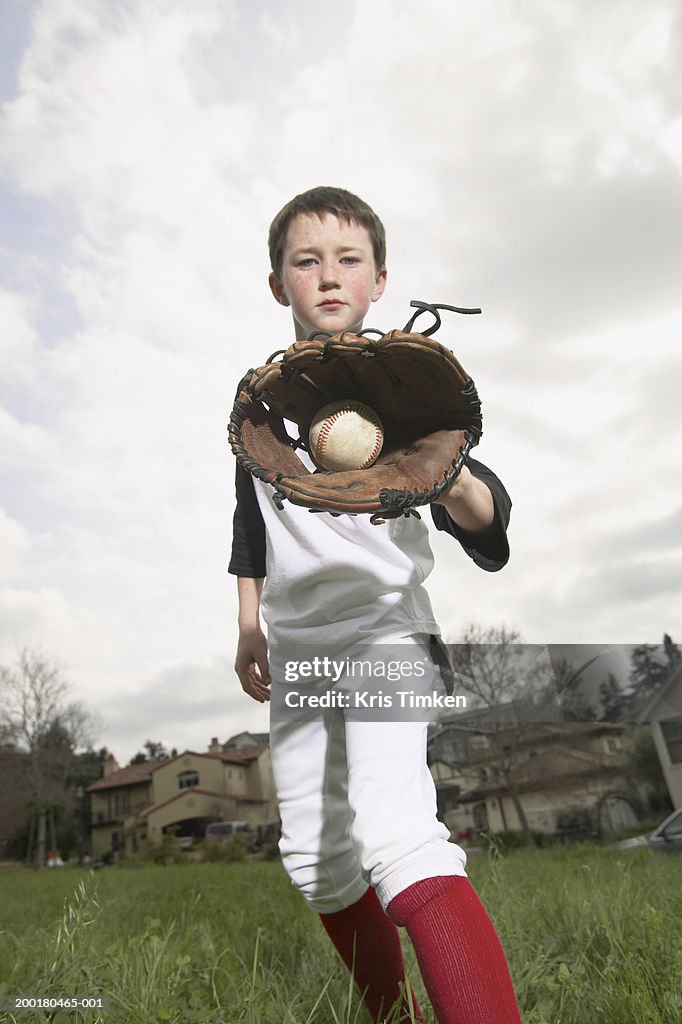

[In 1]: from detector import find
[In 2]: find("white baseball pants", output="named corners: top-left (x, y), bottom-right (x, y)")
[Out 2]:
top-left (269, 635), bottom-right (468, 913)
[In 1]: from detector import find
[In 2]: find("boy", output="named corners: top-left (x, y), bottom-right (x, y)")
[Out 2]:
top-left (229, 187), bottom-right (521, 1023)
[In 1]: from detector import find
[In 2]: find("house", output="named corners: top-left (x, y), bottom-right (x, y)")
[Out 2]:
top-left (87, 732), bottom-right (278, 859)
top-left (428, 710), bottom-right (654, 842)
top-left (87, 757), bottom-right (155, 858)
top-left (634, 662), bottom-right (682, 809)
top-left (223, 730), bottom-right (270, 750)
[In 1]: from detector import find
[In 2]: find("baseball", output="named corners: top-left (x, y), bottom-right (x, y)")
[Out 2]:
top-left (309, 399), bottom-right (384, 472)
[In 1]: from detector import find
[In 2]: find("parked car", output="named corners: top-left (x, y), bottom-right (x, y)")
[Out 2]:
top-left (205, 820), bottom-right (257, 850)
top-left (615, 807), bottom-right (682, 852)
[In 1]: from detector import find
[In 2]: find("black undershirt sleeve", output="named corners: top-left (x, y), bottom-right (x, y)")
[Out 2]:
top-left (228, 464), bottom-right (267, 578)
top-left (429, 456), bottom-right (511, 572)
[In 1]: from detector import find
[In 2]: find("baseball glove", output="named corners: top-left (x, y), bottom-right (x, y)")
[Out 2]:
top-left (228, 300), bottom-right (483, 525)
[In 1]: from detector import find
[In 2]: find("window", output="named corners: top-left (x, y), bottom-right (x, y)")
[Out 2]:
top-left (113, 790), bottom-right (131, 816)
top-left (442, 738), bottom-right (465, 762)
top-left (469, 735), bottom-right (490, 752)
top-left (436, 784), bottom-right (460, 816)
top-left (662, 809), bottom-right (682, 837)
top-left (178, 770), bottom-right (199, 789)
top-left (660, 719), bottom-right (682, 765)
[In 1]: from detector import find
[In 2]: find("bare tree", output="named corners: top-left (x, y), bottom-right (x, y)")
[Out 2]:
top-left (446, 624), bottom-right (553, 846)
top-left (451, 623), bottom-right (553, 714)
top-left (0, 648), bottom-right (99, 866)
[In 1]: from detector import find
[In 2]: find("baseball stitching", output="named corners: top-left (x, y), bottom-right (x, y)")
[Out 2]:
top-left (314, 401), bottom-right (382, 470)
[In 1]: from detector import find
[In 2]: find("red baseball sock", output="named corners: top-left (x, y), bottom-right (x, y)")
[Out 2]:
top-left (387, 876), bottom-right (521, 1024)
top-left (319, 886), bottom-right (423, 1022)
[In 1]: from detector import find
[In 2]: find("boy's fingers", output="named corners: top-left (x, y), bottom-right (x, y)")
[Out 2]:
top-left (236, 659), bottom-right (271, 702)
top-left (257, 654), bottom-right (271, 685)
top-left (234, 633), bottom-right (271, 701)
top-left (247, 675), bottom-right (271, 703)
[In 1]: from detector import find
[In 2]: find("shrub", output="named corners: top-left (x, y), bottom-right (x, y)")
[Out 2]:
top-left (199, 834), bottom-right (248, 863)
top-left (479, 829), bottom-right (553, 854)
top-left (123, 835), bottom-right (185, 867)
top-left (554, 806), bottom-right (595, 842)
top-left (257, 837), bottom-right (281, 861)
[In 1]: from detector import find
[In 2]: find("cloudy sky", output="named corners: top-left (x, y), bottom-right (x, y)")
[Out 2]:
top-left (1, 0), bottom-right (680, 764)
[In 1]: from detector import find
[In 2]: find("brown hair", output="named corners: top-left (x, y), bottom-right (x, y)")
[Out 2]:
top-left (268, 186), bottom-right (386, 277)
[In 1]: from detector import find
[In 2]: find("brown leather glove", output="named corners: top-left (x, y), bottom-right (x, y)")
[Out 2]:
top-left (228, 301), bottom-right (483, 525)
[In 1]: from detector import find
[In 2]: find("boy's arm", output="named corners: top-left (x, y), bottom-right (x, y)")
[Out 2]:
top-left (235, 576), bottom-right (271, 703)
top-left (229, 464), bottom-right (270, 701)
top-left (430, 456), bottom-right (511, 571)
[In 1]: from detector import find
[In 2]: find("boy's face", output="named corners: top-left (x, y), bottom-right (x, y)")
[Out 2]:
top-left (269, 213), bottom-right (387, 340)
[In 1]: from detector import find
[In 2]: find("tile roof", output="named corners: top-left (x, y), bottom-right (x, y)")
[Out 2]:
top-left (87, 762), bottom-right (158, 791)
top-left (224, 731), bottom-right (270, 748)
top-left (138, 787), bottom-right (266, 817)
top-left (86, 743), bottom-right (268, 791)
top-left (218, 744), bottom-right (267, 764)
top-left (459, 745), bottom-right (624, 801)
top-left (145, 745), bottom-right (267, 773)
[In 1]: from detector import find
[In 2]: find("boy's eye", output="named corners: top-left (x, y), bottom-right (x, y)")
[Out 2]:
top-left (341, 256), bottom-right (360, 265)
top-left (296, 258), bottom-right (317, 268)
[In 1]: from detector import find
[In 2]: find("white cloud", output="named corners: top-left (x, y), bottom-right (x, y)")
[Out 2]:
top-left (0, 406), bottom-right (53, 469)
top-left (98, 654), bottom-right (269, 764)
top-left (0, 287), bottom-right (41, 383)
top-left (0, 508), bottom-right (31, 578)
top-left (2, 1), bottom-right (236, 195)
top-left (0, 585), bottom-right (70, 657)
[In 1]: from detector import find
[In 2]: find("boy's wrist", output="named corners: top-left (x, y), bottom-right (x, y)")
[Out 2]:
top-left (238, 619), bottom-right (263, 635)
top-left (236, 576), bottom-right (264, 634)
top-left (434, 464), bottom-right (475, 507)
top-left (434, 466), bottom-right (494, 533)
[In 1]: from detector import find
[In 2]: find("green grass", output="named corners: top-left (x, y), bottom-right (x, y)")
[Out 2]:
top-left (0, 847), bottom-right (680, 1023)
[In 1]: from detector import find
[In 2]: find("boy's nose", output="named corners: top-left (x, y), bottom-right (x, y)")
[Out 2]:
top-left (318, 261), bottom-right (340, 287)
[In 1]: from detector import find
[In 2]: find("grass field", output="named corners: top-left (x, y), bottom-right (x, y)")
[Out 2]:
top-left (0, 846), bottom-right (680, 1024)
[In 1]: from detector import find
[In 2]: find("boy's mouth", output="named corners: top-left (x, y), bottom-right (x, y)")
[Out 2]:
top-left (318, 299), bottom-right (344, 308)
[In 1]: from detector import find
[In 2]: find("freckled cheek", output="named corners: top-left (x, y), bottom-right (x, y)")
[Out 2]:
top-left (285, 277), bottom-right (316, 310)
top-left (347, 277), bottom-right (376, 307)
top-left (297, 273), bottom-right (320, 295)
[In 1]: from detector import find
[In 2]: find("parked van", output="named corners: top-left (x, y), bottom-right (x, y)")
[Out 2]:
top-left (205, 820), bottom-right (255, 848)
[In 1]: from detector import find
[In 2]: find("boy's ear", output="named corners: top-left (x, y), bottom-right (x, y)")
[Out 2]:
top-left (371, 266), bottom-right (388, 303)
top-left (269, 272), bottom-right (290, 307)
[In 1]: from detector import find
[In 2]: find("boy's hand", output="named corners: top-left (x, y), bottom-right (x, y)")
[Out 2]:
top-left (235, 627), bottom-right (271, 702)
